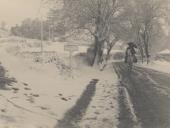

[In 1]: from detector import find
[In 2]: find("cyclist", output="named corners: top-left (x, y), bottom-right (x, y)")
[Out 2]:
top-left (125, 42), bottom-right (137, 64)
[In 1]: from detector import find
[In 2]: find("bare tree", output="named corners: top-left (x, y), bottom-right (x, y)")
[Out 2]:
top-left (55, 0), bottom-right (125, 66)
top-left (121, 0), bottom-right (165, 63)
top-left (49, 0), bottom-right (167, 65)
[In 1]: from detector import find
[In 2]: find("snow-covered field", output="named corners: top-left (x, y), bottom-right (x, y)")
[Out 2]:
top-left (138, 49), bottom-right (170, 74)
top-left (0, 38), bottom-right (119, 128)
top-left (138, 60), bottom-right (170, 74)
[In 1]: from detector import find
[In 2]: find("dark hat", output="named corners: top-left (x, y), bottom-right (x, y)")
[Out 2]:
top-left (128, 42), bottom-right (134, 46)
top-left (128, 42), bottom-right (137, 48)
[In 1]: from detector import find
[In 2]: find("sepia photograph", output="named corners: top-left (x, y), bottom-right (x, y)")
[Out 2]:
top-left (0, 0), bottom-right (169, 128)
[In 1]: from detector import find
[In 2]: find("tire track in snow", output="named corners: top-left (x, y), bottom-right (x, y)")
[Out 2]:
top-left (134, 67), bottom-right (170, 96)
top-left (115, 63), bottom-right (170, 128)
top-left (113, 63), bottom-right (142, 128)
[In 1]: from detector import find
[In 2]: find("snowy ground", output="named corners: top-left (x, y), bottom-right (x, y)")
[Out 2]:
top-left (79, 66), bottom-right (119, 128)
top-left (137, 49), bottom-right (170, 74)
top-left (0, 38), bottom-right (119, 128)
top-left (138, 60), bottom-right (170, 74)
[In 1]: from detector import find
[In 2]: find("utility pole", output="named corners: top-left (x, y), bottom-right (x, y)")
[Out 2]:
top-left (51, 24), bottom-right (54, 41)
top-left (38, 0), bottom-right (45, 63)
top-left (41, 15), bottom-right (44, 54)
top-left (37, 0), bottom-right (44, 54)
top-left (48, 25), bottom-right (51, 42)
top-left (48, 24), bottom-right (53, 42)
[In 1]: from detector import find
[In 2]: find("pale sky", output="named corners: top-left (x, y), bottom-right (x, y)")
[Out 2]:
top-left (0, 0), bottom-right (49, 27)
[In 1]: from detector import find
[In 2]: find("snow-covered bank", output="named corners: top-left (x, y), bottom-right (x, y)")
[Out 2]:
top-left (137, 60), bottom-right (170, 74)
top-left (79, 66), bottom-right (119, 128)
top-left (0, 40), bottom-right (119, 128)
top-left (0, 43), bottom-right (89, 128)
top-left (159, 49), bottom-right (170, 55)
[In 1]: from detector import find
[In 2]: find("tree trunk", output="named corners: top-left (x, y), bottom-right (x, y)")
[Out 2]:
top-left (139, 46), bottom-right (144, 63)
top-left (144, 26), bottom-right (150, 64)
top-left (105, 38), bottom-right (118, 61)
top-left (141, 29), bottom-right (150, 64)
top-left (91, 37), bottom-right (98, 66)
top-left (145, 39), bottom-right (150, 64)
top-left (106, 47), bottom-right (112, 61)
top-left (91, 36), bottom-right (104, 66)
top-left (145, 45), bottom-right (150, 64)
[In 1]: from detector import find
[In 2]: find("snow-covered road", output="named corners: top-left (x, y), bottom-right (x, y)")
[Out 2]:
top-left (114, 62), bottom-right (170, 128)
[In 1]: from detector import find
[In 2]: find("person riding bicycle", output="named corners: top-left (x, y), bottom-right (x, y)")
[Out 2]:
top-left (125, 42), bottom-right (137, 63)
